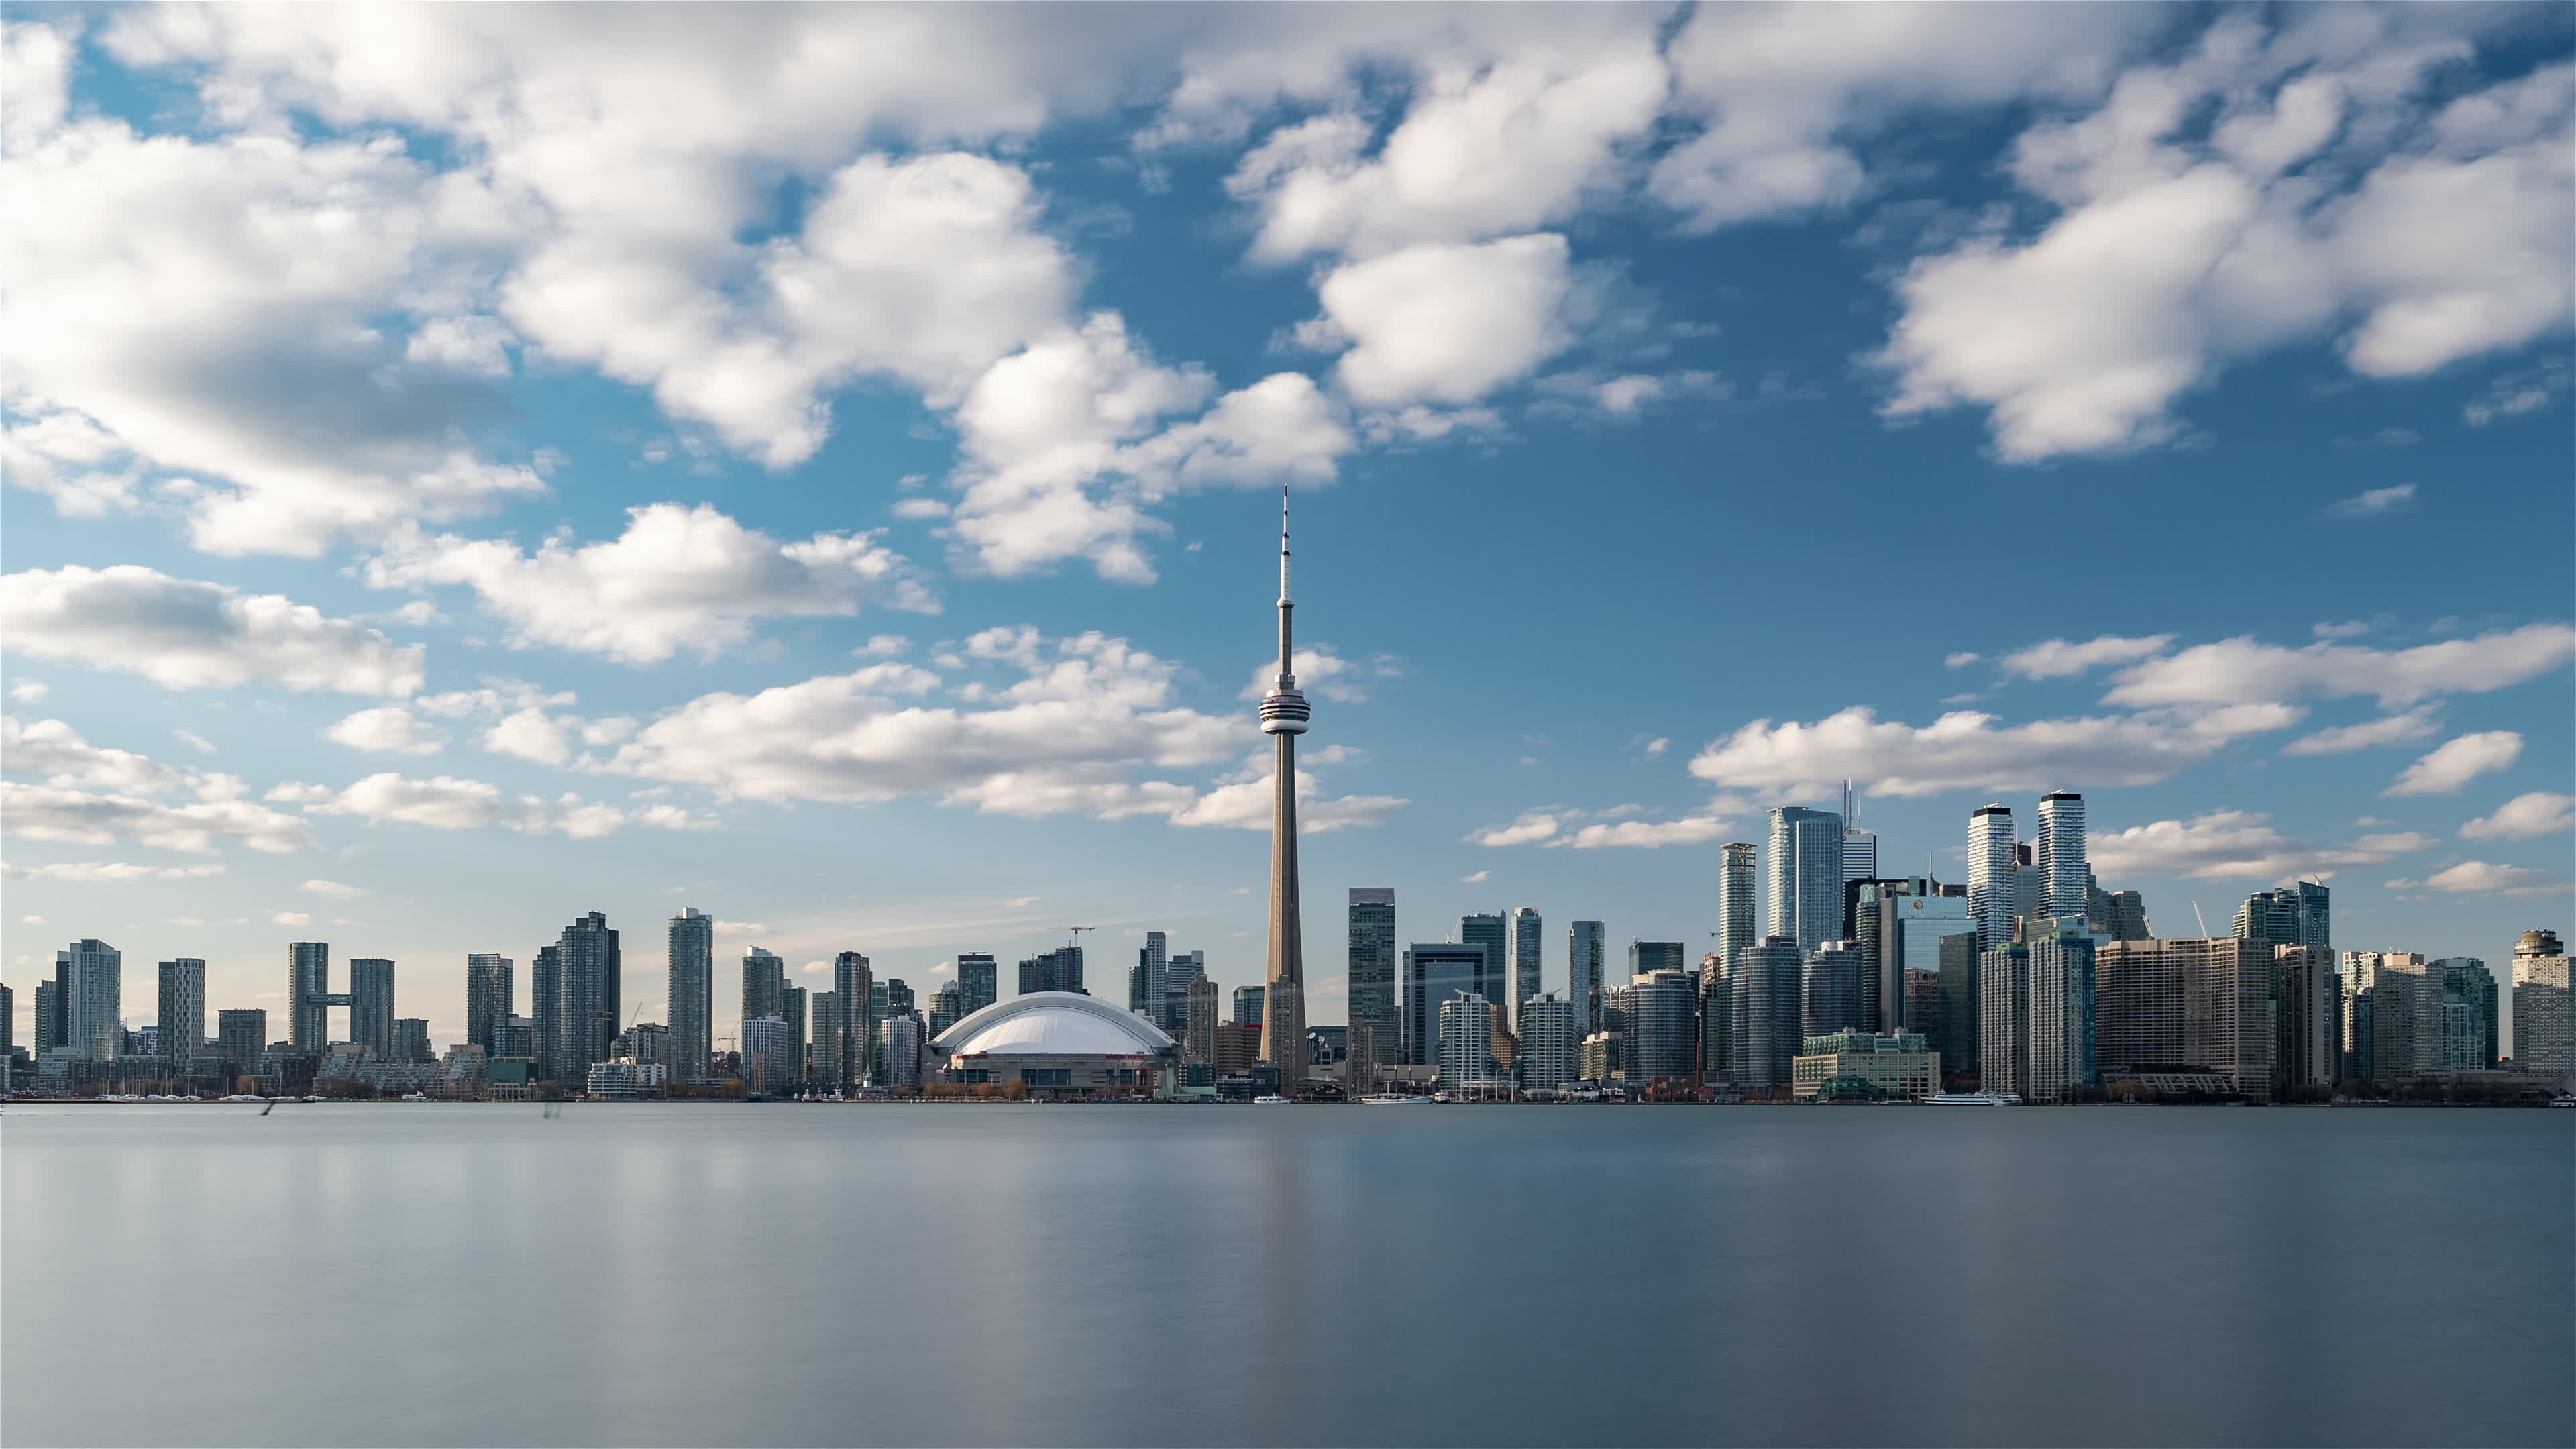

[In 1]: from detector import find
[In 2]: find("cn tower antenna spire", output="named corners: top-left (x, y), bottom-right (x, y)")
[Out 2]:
top-left (1258, 484), bottom-right (1310, 1091)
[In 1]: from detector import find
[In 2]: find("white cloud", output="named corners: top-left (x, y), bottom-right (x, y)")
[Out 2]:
top-left (1643, 737), bottom-right (1668, 756)
top-left (1470, 800), bottom-right (1739, 850)
top-left (370, 504), bottom-right (933, 665)
top-left (326, 706), bottom-right (448, 756)
top-left (292, 771), bottom-right (702, 838)
top-left (1999, 633), bottom-right (2176, 678)
top-left (1460, 869), bottom-right (1491, 883)
top-left (1, 780), bottom-right (311, 854)
top-left (2279, 706), bottom-right (2440, 755)
top-left (1166, 767), bottom-right (1408, 835)
top-left (1, 566), bottom-right (423, 696)
top-left (1943, 652), bottom-right (1982, 669)
top-left (1309, 234), bottom-right (1576, 409)
top-left (2418, 859), bottom-right (2566, 898)
top-left (271, 911), bottom-right (313, 927)
top-left (7, 680), bottom-right (46, 703)
top-left (2464, 358), bottom-right (2571, 426)
top-left (1688, 704), bottom-right (2292, 798)
top-left (2, 860), bottom-right (225, 883)
top-left (2092, 810), bottom-right (2434, 881)
top-left (1242, 645), bottom-right (1373, 705)
top-left (2102, 623), bottom-right (2576, 708)
top-left (2326, 482), bottom-right (2416, 518)
top-left (2459, 792), bottom-right (2575, 841)
top-left (1469, 810), bottom-right (1567, 848)
top-left (5, 715), bottom-right (187, 792)
top-left (301, 879), bottom-right (370, 900)
top-left (2385, 731), bottom-right (2524, 796)
top-left (1874, 31), bottom-right (2572, 462)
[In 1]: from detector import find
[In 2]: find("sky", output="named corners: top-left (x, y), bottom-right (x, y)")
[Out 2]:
top-left (3, 1), bottom-right (2571, 1055)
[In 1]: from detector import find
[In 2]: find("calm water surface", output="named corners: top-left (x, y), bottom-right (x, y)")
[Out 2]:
top-left (5, 1104), bottom-right (2569, 1448)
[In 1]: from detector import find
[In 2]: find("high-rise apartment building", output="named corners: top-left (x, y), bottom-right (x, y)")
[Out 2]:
top-left (2094, 937), bottom-right (2269, 1100)
top-left (2344, 953), bottom-right (2447, 1082)
top-left (1717, 843), bottom-right (1756, 966)
top-left (741, 1015), bottom-right (794, 1093)
top-left (1159, 949), bottom-right (1202, 1033)
top-left (348, 958), bottom-right (396, 1057)
top-left (2430, 958), bottom-right (2498, 1072)
top-left (742, 947), bottom-right (784, 1023)
top-left (156, 957), bottom-right (205, 1077)
top-left (1458, 913), bottom-right (1507, 994)
top-left (1436, 992), bottom-right (1496, 1089)
top-left (56, 938), bottom-right (121, 1061)
top-left (552, 912), bottom-right (621, 1089)
top-left (832, 951), bottom-right (872, 1087)
top-left (2273, 945), bottom-right (2340, 1094)
top-left (1348, 889), bottom-right (1397, 1073)
top-left (34, 979), bottom-right (62, 1055)
top-left (1567, 921), bottom-right (1607, 1038)
top-left (1623, 970), bottom-right (1698, 1087)
top-left (392, 1018), bottom-right (432, 1065)
top-left (1233, 983), bottom-right (1266, 1027)
top-left (1507, 906), bottom-right (1542, 1028)
top-left (2035, 792), bottom-right (2088, 920)
top-left (1729, 938), bottom-right (1805, 1091)
top-left (956, 953), bottom-right (999, 1016)
top-left (217, 1008), bottom-right (266, 1079)
top-left (2089, 883), bottom-right (2151, 941)
top-left (781, 985), bottom-right (809, 1086)
top-left (1184, 974), bottom-right (1219, 1067)
top-left (1980, 928), bottom-right (2096, 1104)
top-left (1403, 943), bottom-right (1489, 1067)
top-left (467, 953), bottom-right (513, 1061)
top-left (288, 941), bottom-right (329, 1053)
top-left (667, 907), bottom-right (713, 1084)
top-left (816, 994), bottom-right (845, 1083)
top-left (2510, 930), bottom-right (2569, 1083)
top-left (1699, 953), bottom-right (1729, 1084)
top-left (1765, 807), bottom-right (1844, 953)
top-left (1130, 932), bottom-right (1167, 1020)
top-left (1968, 806), bottom-right (2016, 953)
top-left (1517, 993), bottom-right (1577, 1091)
top-left (1802, 943), bottom-right (1866, 1036)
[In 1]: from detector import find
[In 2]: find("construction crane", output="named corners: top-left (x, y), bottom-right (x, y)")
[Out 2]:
top-left (1064, 926), bottom-right (1095, 949)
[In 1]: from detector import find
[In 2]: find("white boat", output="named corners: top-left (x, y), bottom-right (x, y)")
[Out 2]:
top-left (1360, 1093), bottom-right (1431, 1104)
top-left (1919, 1091), bottom-right (2022, 1105)
top-left (1252, 1093), bottom-right (1293, 1104)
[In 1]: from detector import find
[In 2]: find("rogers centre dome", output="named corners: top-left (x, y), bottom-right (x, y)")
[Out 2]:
top-left (928, 991), bottom-right (1176, 1096)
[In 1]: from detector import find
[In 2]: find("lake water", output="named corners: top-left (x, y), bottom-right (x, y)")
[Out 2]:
top-left (5, 1104), bottom-right (2569, 1448)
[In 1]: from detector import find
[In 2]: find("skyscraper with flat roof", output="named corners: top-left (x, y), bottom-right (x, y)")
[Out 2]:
top-left (1802, 943), bottom-right (1866, 1036)
top-left (1968, 806), bottom-right (2016, 952)
top-left (1729, 938), bottom-right (1804, 1091)
top-left (1234, 983), bottom-right (1266, 1026)
top-left (1765, 807), bottom-right (1843, 953)
top-left (743, 947), bottom-right (784, 1023)
top-left (2510, 930), bottom-right (2569, 1083)
top-left (1404, 943), bottom-right (1489, 1067)
top-left (348, 958), bottom-right (395, 1057)
top-left (1436, 992), bottom-right (1496, 1089)
top-left (1717, 843), bottom-right (1756, 965)
top-left (956, 953), bottom-right (998, 1014)
top-left (2273, 945), bottom-right (2339, 1094)
top-left (288, 941), bottom-right (329, 1053)
top-left (218, 1008), bottom-right (265, 1081)
top-left (1458, 914), bottom-right (1507, 994)
top-left (1627, 940), bottom-right (1685, 979)
top-left (158, 957), bottom-right (205, 1080)
top-left (2095, 937), bottom-right (2267, 1099)
top-left (1348, 889), bottom-right (1396, 1073)
top-left (1623, 970), bottom-right (1697, 1087)
top-left (667, 907), bottom-right (713, 1083)
top-left (1507, 906), bottom-right (1542, 1030)
top-left (1018, 947), bottom-right (1083, 995)
top-left (833, 951), bottom-right (872, 1087)
top-left (557, 913), bottom-right (621, 1087)
top-left (467, 953), bottom-right (513, 1061)
top-left (58, 938), bottom-right (121, 1061)
top-left (1130, 932), bottom-right (1167, 1020)
top-left (1567, 921), bottom-right (1606, 1038)
top-left (1517, 992), bottom-right (1576, 1091)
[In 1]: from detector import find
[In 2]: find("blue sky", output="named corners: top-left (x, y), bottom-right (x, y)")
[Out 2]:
top-left (3, 2), bottom-right (2570, 1051)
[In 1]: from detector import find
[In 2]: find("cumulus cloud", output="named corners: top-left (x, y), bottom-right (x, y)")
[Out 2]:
top-left (1166, 766), bottom-right (1408, 835)
top-left (2279, 706), bottom-right (2441, 755)
top-left (1470, 800), bottom-right (1739, 849)
top-left (2092, 810), bottom-right (2433, 881)
top-left (1309, 234), bottom-right (1577, 409)
top-left (2326, 482), bottom-right (2418, 519)
top-left (2, 716), bottom-right (311, 853)
top-left (2384, 731), bottom-right (2523, 796)
top-left (1875, 25), bottom-right (2572, 462)
top-left (1688, 704), bottom-right (2292, 798)
top-left (1998, 633), bottom-right (2176, 678)
top-left (1, 566), bottom-right (424, 695)
top-left (326, 706), bottom-right (448, 756)
top-left (2102, 623), bottom-right (2576, 708)
top-left (369, 504), bottom-right (934, 665)
top-left (300, 879), bottom-right (370, 900)
top-left (2414, 859), bottom-right (2567, 898)
top-left (288, 771), bottom-right (707, 838)
top-left (2458, 792), bottom-right (2575, 841)
top-left (1242, 645), bottom-right (1373, 705)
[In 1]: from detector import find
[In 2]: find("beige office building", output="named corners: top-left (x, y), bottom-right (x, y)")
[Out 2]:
top-left (1792, 1031), bottom-right (1938, 1099)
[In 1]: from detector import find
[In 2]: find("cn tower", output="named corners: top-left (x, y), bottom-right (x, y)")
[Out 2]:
top-left (1258, 486), bottom-right (1310, 1087)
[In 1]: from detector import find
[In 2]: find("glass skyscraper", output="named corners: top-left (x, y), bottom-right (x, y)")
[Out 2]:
top-left (1348, 889), bottom-right (1396, 1073)
top-left (1968, 804), bottom-right (2017, 951)
top-left (667, 907), bottom-right (712, 1083)
top-left (348, 957), bottom-right (396, 1057)
top-left (1507, 906), bottom-right (1542, 1029)
top-left (1567, 921), bottom-right (1607, 1038)
top-left (467, 953), bottom-right (514, 1061)
top-left (1764, 807), bottom-right (1844, 953)
top-left (1404, 943), bottom-right (1489, 1066)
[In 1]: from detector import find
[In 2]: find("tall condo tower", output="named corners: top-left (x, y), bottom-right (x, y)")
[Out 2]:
top-left (1764, 807), bottom-right (1844, 953)
top-left (2035, 791), bottom-right (2088, 921)
top-left (1258, 488), bottom-right (1312, 1083)
top-left (1968, 805), bottom-right (2017, 951)
top-left (667, 908), bottom-right (712, 1083)
top-left (1717, 843), bottom-right (1757, 966)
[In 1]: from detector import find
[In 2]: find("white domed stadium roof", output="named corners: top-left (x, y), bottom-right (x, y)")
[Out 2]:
top-left (931, 991), bottom-right (1176, 1059)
